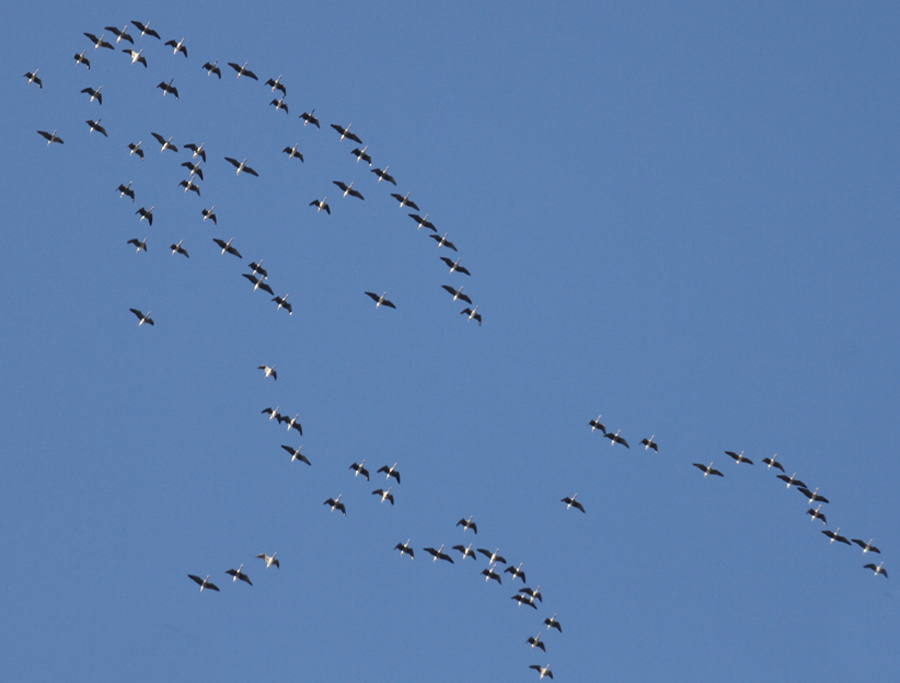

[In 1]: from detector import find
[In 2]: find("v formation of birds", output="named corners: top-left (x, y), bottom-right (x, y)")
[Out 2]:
top-left (23, 18), bottom-right (890, 680)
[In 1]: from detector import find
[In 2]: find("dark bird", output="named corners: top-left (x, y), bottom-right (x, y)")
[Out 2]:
top-left (365, 291), bottom-right (396, 309)
top-left (185, 142), bottom-right (207, 162)
top-left (127, 237), bottom-right (148, 253)
top-left (170, 240), bottom-right (189, 258)
top-left (461, 307), bottom-right (482, 325)
top-left (440, 256), bottom-right (471, 276)
top-left (442, 285), bottom-right (472, 305)
top-left (409, 213), bottom-right (436, 232)
top-left (544, 614), bottom-right (562, 633)
top-left (248, 261), bottom-right (268, 278)
top-left (822, 528), bottom-right (851, 545)
top-left (157, 79), bottom-right (179, 98)
top-left (430, 233), bottom-right (457, 251)
top-left (350, 460), bottom-right (370, 481)
top-left (762, 454), bottom-right (785, 472)
top-left (202, 60), bottom-right (221, 78)
top-left (512, 593), bottom-right (539, 609)
top-left (527, 634), bottom-right (547, 653)
top-left (281, 444), bottom-right (311, 465)
top-left (725, 450), bottom-right (753, 465)
top-left (228, 61), bottom-right (258, 80)
top-left (852, 538), bottom-right (881, 555)
top-left (272, 294), bottom-right (292, 314)
top-left (777, 473), bottom-right (806, 489)
top-left (24, 70), bottom-right (42, 88)
top-left (129, 308), bottom-right (154, 326)
top-left (130, 21), bottom-right (161, 39)
top-left (123, 48), bottom-right (147, 67)
top-left (283, 144), bottom-right (304, 161)
top-left (333, 180), bottom-right (364, 200)
top-left (165, 38), bottom-right (188, 57)
top-left (561, 494), bottom-right (585, 513)
top-left (281, 413), bottom-right (303, 435)
top-left (504, 563), bottom-right (526, 583)
top-left (84, 33), bottom-right (114, 50)
top-left (136, 206), bottom-right (154, 224)
top-left (179, 179), bottom-right (201, 196)
top-left (242, 273), bottom-right (274, 295)
top-left (213, 237), bottom-right (242, 258)
top-left (806, 505), bottom-right (827, 524)
top-left (151, 132), bottom-right (177, 153)
top-left (452, 543), bottom-right (477, 560)
top-left (269, 96), bottom-right (289, 114)
top-left (258, 364), bottom-right (277, 380)
top-left (226, 565), bottom-right (252, 585)
top-left (588, 415), bottom-right (606, 434)
top-left (424, 545), bottom-right (454, 564)
top-left (797, 487), bottom-right (829, 504)
top-left (391, 192), bottom-right (419, 210)
top-left (87, 119), bottom-right (108, 136)
top-left (457, 516), bottom-right (478, 534)
top-left (395, 540), bottom-right (415, 559)
top-left (266, 75), bottom-right (287, 95)
top-left (201, 206), bottom-right (217, 224)
top-left (117, 181), bottom-right (135, 201)
top-left (640, 436), bottom-right (659, 452)
top-left (377, 463), bottom-right (401, 484)
top-left (324, 495), bottom-right (346, 515)
top-left (225, 157), bottom-right (258, 176)
top-left (371, 167), bottom-right (396, 185)
top-left (188, 574), bottom-right (219, 591)
top-left (128, 141), bottom-right (144, 159)
top-left (478, 548), bottom-right (507, 564)
top-left (262, 406), bottom-right (282, 421)
top-left (310, 198), bottom-right (330, 214)
top-left (181, 161), bottom-right (203, 180)
top-left (37, 130), bottom-right (63, 145)
top-left (74, 51), bottom-right (91, 69)
top-left (105, 25), bottom-right (134, 44)
top-left (529, 664), bottom-right (553, 680)
top-left (482, 563), bottom-right (502, 584)
top-left (330, 123), bottom-right (361, 143)
top-left (257, 552), bottom-right (280, 569)
top-left (864, 561), bottom-right (888, 578)
top-left (693, 462), bottom-right (724, 478)
top-left (373, 487), bottom-right (394, 505)
top-left (351, 146), bottom-right (372, 165)
top-left (300, 109), bottom-right (320, 128)
top-left (604, 430), bottom-right (629, 448)
top-left (81, 86), bottom-right (102, 104)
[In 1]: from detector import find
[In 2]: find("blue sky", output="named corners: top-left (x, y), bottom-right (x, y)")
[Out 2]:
top-left (4, 2), bottom-right (899, 681)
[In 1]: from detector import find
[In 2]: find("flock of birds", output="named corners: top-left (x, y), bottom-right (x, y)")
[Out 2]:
top-left (22, 18), bottom-right (889, 681)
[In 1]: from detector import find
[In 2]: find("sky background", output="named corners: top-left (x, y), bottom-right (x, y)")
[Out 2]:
top-left (4, 2), bottom-right (899, 681)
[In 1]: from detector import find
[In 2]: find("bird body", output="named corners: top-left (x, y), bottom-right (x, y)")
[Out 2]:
top-left (258, 364), bottom-right (277, 380)
top-left (409, 213), bottom-right (436, 231)
top-left (604, 429), bottom-right (630, 448)
top-left (505, 562), bottom-right (526, 583)
top-left (529, 664), bottom-right (553, 679)
top-left (544, 614), bottom-right (562, 632)
top-left (777, 473), bottom-right (806, 489)
top-left (300, 110), bottom-right (320, 127)
top-left (482, 563), bottom-right (502, 584)
top-left (797, 487), bottom-right (829, 504)
top-left (823, 528), bottom-right (850, 545)
top-left (478, 548), bottom-right (507, 564)
top-left (806, 505), bottom-right (827, 524)
top-left (117, 181), bottom-right (135, 201)
top-left (128, 141), bottom-right (144, 159)
top-left (243, 274), bottom-right (274, 295)
top-left (180, 179), bottom-right (201, 196)
top-left (131, 21), bottom-right (160, 39)
top-left (266, 75), bottom-right (287, 95)
top-left (852, 538), bottom-right (881, 555)
top-left (527, 634), bottom-right (546, 653)
top-left (105, 25), bottom-right (134, 44)
top-left (283, 144), bottom-right (304, 161)
top-left (74, 51), bottom-right (91, 69)
top-left (269, 96), bottom-right (289, 114)
top-left (452, 543), bottom-right (477, 560)
top-left (201, 206), bottom-right (217, 223)
top-left (272, 294), bottom-right (292, 314)
top-left (310, 198), bottom-right (330, 214)
top-left (136, 206), bottom-right (154, 224)
top-left (351, 146), bottom-right (372, 165)
top-left (589, 416), bottom-right (606, 433)
top-left (460, 306), bottom-right (482, 325)
top-left (151, 132), bottom-right (177, 153)
top-left (185, 143), bottom-right (207, 162)
top-left (440, 256), bottom-right (471, 276)
top-left (123, 48), bottom-right (147, 66)
top-left (257, 552), bottom-right (280, 569)
top-left (85, 33), bottom-right (113, 50)
top-left (762, 454), bottom-right (785, 471)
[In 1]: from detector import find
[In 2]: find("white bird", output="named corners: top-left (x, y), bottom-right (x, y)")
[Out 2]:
top-left (365, 291), bottom-right (396, 309)
top-left (424, 544), bottom-right (454, 563)
top-left (81, 86), bottom-right (102, 104)
top-left (257, 552), bottom-right (280, 569)
top-left (186, 142), bottom-right (207, 162)
top-left (24, 70), bottom-right (42, 88)
top-left (693, 462), bottom-right (723, 478)
top-left (477, 548), bottom-right (507, 564)
top-left (762, 454), bottom-right (785, 472)
top-left (456, 516), bottom-right (477, 534)
top-left (170, 240), bottom-right (189, 258)
top-left (822, 528), bottom-right (851, 545)
top-left (394, 539), bottom-right (414, 559)
top-left (452, 543), bottom-right (477, 560)
top-left (258, 365), bottom-right (277, 380)
top-left (330, 123), bottom-right (361, 143)
top-left (527, 633), bottom-right (546, 653)
top-left (852, 538), bottom-right (881, 555)
top-left (409, 213), bottom-right (436, 231)
top-left (201, 60), bottom-right (221, 78)
top-left (529, 664), bottom-right (553, 679)
top-left (505, 562), bottom-right (526, 583)
top-left (430, 233), bottom-right (457, 251)
top-left (371, 166), bottom-right (396, 184)
top-left (310, 198), bottom-right (330, 214)
top-left (561, 494), bottom-right (585, 513)
top-left (482, 563), bottom-right (502, 584)
top-left (157, 79), bottom-right (179, 98)
top-left (225, 157), bottom-right (258, 176)
top-left (544, 614), bottom-right (562, 632)
top-left (269, 96), bottom-right (289, 114)
top-left (266, 75), bottom-right (286, 94)
top-left (105, 25), bottom-right (133, 44)
top-left (282, 414), bottom-right (302, 435)
top-left (324, 494), bottom-right (346, 515)
top-left (281, 444), bottom-right (311, 465)
top-left (228, 62), bottom-right (258, 80)
top-left (377, 463), bottom-right (401, 484)
top-left (188, 574), bottom-right (219, 591)
top-left (117, 182), bottom-right (135, 201)
top-left (123, 48), bottom-right (147, 67)
top-left (640, 436), bottom-right (658, 452)
top-left (390, 192), bottom-right (419, 210)
top-left (350, 460), bottom-right (370, 480)
top-left (725, 450), bottom-right (753, 465)
top-left (127, 237), bottom-right (148, 253)
top-left (128, 141), bottom-right (144, 159)
top-left (129, 308), bottom-right (153, 326)
top-left (300, 109), bottom-right (320, 127)
top-left (74, 51), bottom-right (91, 69)
top-left (165, 37), bottom-right (188, 57)
top-left (37, 130), bottom-right (63, 145)
top-left (283, 144), bottom-right (304, 161)
top-left (864, 561), bottom-right (888, 578)
top-left (372, 487), bottom-right (394, 505)
top-left (226, 564), bottom-right (252, 585)
top-left (130, 21), bottom-right (160, 39)
top-left (87, 119), bottom-right (108, 137)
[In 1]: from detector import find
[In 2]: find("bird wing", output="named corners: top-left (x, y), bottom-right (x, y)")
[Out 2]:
top-left (243, 166), bottom-right (259, 177)
top-left (225, 157), bottom-right (239, 168)
top-left (151, 132), bottom-right (165, 145)
top-left (365, 292), bottom-right (380, 303)
top-left (382, 299), bottom-right (397, 309)
top-left (188, 574), bottom-right (203, 586)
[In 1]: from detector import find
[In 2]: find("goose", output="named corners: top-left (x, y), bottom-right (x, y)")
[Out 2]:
top-left (129, 308), bottom-right (154, 326)
top-left (24, 70), bottom-right (42, 88)
top-left (181, 160), bottom-right (204, 180)
top-left (201, 206), bottom-right (217, 224)
top-left (105, 25), bottom-right (134, 44)
top-left (391, 192), bottom-right (419, 210)
top-left (797, 487), bottom-right (829, 504)
top-left (309, 198), bottom-right (330, 214)
top-left (127, 237), bottom-right (148, 253)
top-left (371, 167), bottom-right (396, 184)
top-left (324, 495), bottom-right (346, 515)
top-left (512, 593), bottom-right (538, 609)
top-left (365, 291), bottom-right (396, 309)
top-left (351, 146), bottom-right (372, 165)
top-left (377, 463), bottom-right (401, 484)
top-left (87, 119), bottom-right (108, 137)
top-left (852, 538), bottom-right (881, 555)
top-left (226, 565), bottom-right (252, 585)
top-left (136, 206), bottom-right (154, 224)
top-left (261, 406), bottom-right (282, 421)
top-left (281, 444), bottom-right (311, 465)
top-left (165, 38), bottom-right (188, 57)
top-left (589, 416), bottom-right (606, 433)
top-left (429, 233), bottom-right (457, 251)
top-left (349, 460), bottom-right (370, 481)
top-left (777, 473), bottom-right (806, 489)
top-left (227, 62), bottom-right (258, 80)
top-left (806, 505), bottom-right (827, 524)
top-left (725, 450), bottom-right (753, 465)
top-left (409, 213), bottom-right (436, 231)
top-left (456, 516), bottom-right (478, 534)
top-left (440, 256), bottom-right (471, 276)
top-left (300, 110), bottom-right (320, 128)
top-left (185, 143), bottom-right (207, 162)
top-left (156, 79), bottom-right (178, 98)
top-left (640, 436), bottom-right (659, 452)
top-left (179, 179), bottom-right (201, 196)
top-left (482, 563), bottom-right (502, 584)
top-left (529, 664), bottom-right (553, 679)
top-left (460, 307), bottom-right (482, 325)
top-left (478, 548), bottom-right (507, 564)
top-left (266, 75), bottom-right (287, 95)
top-left (527, 634), bottom-right (546, 653)
top-left (281, 414), bottom-right (303, 435)
top-left (201, 61), bottom-right (221, 78)
top-left (505, 563), bottom-right (526, 583)
top-left (424, 545), bottom-right (454, 563)
top-left (544, 614), bottom-right (562, 632)
top-left (37, 130), bottom-right (64, 145)
top-left (80, 86), bottom-right (103, 104)
top-left (333, 180), bottom-right (364, 200)
top-left (442, 285), bottom-right (472, 304)
top-left (257, 552), bottom-right (280, 569)
top-left (117, 181), bottom-right (135, 201)
top-left (520, 585), bottom-right (543, 602)
top-left (762, 454), bottom-right (785, 472)
top-left (84, 33), bottom-right (114, 50)
top-left (272, 294), bottom-right (292, 314)
top-left (282, 144), bottom-right (304, 161)
top-left (170, 240), bottom-right (189, 258)
top-left (130, 21), bottom-right (161, 39)
top-left (604, 430), bottom-right (629, 448)
top-left (822, 528), bottom-right (851, 545)
top-left (330, 123), bottom-right (362, 143)
top-left (372, 487), bottom-right (394, 505)
top-left (693, 462), bottom-right (724, 477)
top-left (561, 494), bottom-right (585, 513)
top-left (242, 274), bottom-right (274, 295)
top-left (257, 365), bottom-right (277, 380)
top-left (248, 261), bottom-right (268, 278)
top-left (864, 561), bottom-right (888, 578)
top-left (127, 141), bottom-right (144, 159)
top-left (452, 543), bottom-right (477, 560)
top-left (122, 48), bottom-right (147, 67)
top-left (213, 238), bottom-right (242, 258)
top-left (269, 96), bottom-right (289, 114)
top-left (74, 51), bottom-right (91, 69)
top-left (225, 157), bottom-right (258, 176)
top-left (395, 540), bottom-right (415, 559)
top-left (188, 574), bottom-right (219, 591)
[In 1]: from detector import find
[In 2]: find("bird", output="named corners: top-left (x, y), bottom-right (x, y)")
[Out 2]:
top-left (372, 487), bottom-right (394, 505)
top-left (640, 436), bottom-right (659, 452)
top-left (226, 565), bottom-right (252, 585)
top-left (505, 563), bottom-right (526, 583)
top-left (424, 545), bottom-right (454, 563)
top-left (281, 414), bottom-right (303, 435)
top-left (248, 261), bottom-right (268, 278)
top-left (300, 110), bottom-right (320, 127)
top-left (561, 494), bottom-right (585, 513)
top-left (350, 460), bottom-right (370, 481)
top-left (693, 462), bottom-right (724, 477)
top-left (242, 274), bottom-right (274, 295)
top-left (864, 561), bottom-right (888, 578)
top-left (762, 454), bottom-right (785, 472)
top-left (452, 543), bottom-right (477, 560)
top-left (324, 495), bottom-right (346, 515)
top-left (520, 585), bottom-right (543, 602)
top-left (588, 415), bottom-right (606, 433)
top-left (165, 38), bottom-right (188, 57)
top-left (272, 294), bottom-right (292, 314)
top-left (84, 33), bottom-right (114, 50)
top-left (371, 167), bottom-right (397, 185)
top-left (395, 540), bottom-right (415, 559)
top-left (188, 574), bottom-right (219, 591)
top-left (333, 180), bottom-right (364, 200)
top-left (391, 192), bottom-right (419, 210)
top-left (262, 406), bottom-right (282, 421)
top-left (213, 238), bottom-right (242, 258)
top-left (225, 157), bottom-right (258, 176)
top-left (797, 487), bottom-right (829, 504)
top-left (266, 75), bottom-right (287, 95)
top-left (457, 516), bottom-right (478, 534)
top-left (365, 292), bottom-right (396, 309)
top-left (725, 450), bottom-right (753, 465)
top-left (513, 593), bottom-right (539, 609)
top-left (117, 182), bottom-right (135, 201)
top-left (157, 79), bottom-right (178, 98)
top-left (482, 564), bottom-right (502, 584)
top-left (440, 256), bottom-right (471, 276)
top-left (429, 233), bottom-right (457, 251)
top-left (257, 365), bottom-right (277, 380)
top-left (529, 664), bottom-right (553, 679)
top-left (122, 48), bottom-right (147, 67)
top-left (151, 132), bottom-right (177, 153)
top-left (185, 142), bottom-right (207, 162)
top-left (170, 240), bottom-right (189, 258)
top-left (478, 548), bottom-right (507, 564)
top-left (460, 307), bottom-right (482, 325)
top-left (201, 206), bottom-right (217, 224)
top-left (24, 70), bottom-right (42, 88)
top-left (227, 62), bottom-right (258, 80)
top-left (443, 284), bottom-right (473, 305)
top-left (806, 505), bottom-right (827, 524)
top-left (777, 473), bottom-right (806, 489)
top-left (377, 463), bottom-right (401, 484)
top-left (852, 538), bottom-right (881, 555)
top-left (283, 144), bottom-right (304, 161)
top-left (351, 146), bottom-right (372, 165)
top-left (822, 528), bottom-right (851, 545)
top-left (179, 179), bottom-right (201, 196)
top-left (37, 130), bottom-right (63, 145)
top-left (129, 308), bottom-right (154, 326)
top-left (201, 60), bottom-right (221, 78)
top-left (527, 634), bottom-right (547, 653)
top-left (87, 119), bottom-right (108, 137)
top-left (136, 206), bottom-right (154, 224)
top-left (281, 444), bottom-right (311, 465)
top-left (74, 51), bottom-right (91, 69)
top-left (130, 21), bottom-right (160, 39)
top-left (409, 213), bottom-right (436, 231)
top-left (330, 123), bottom-right (362, 143)
top-left (127, 237), bottom-right (148, 253)
top-left (257, 552), bottom-right (280, 569)
top-left (604, 430), bottom-right (629, 448)
top-left (310, 198), bottom-right (330, 214)
top-left (181, 161), bottom-right (203, 180)
top-left (127, 141), bottom-right (144, 159)
top-left (544, 614), bottom-right (562, 632)
top-left (105, 25), bottom-right (134, 44)
top-left (269, 96), bottom-right (289, 114)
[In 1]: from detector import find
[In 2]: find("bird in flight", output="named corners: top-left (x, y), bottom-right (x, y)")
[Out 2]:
top-left (188, 574), bottom-right (219, 592)
top-left (365, 292), bottom-right (396, 309)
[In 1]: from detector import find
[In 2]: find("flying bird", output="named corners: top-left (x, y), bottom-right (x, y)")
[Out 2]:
top-left (457, 516), bottom-right (478, 534)
top-left (87, 119), bottom-right (108, 136)
top-left (864, 562), bottom-right (888, 578)
top-left (242, 273), bottom-right (274, 295)
top-left (157, 79), bottom-right (178, 98)
top-left (224, 157), bottom-right (258, 176)
top-left (822, 528), bottom-right (851, 545)
top-left (371, 167), bottom-right (396, 185)
top-left (281, 445), bottom-right (311, 465)
top-left (117, 182), bottom-right (135, 201)
top-left (430, 233), bottom-right (457, 251)
top-left (452, 543), bottom-right (477, 560)
top-left (482, 564), bottom-right (502, 584)
top-left (248, 261), bottom-right (268, 278)
top-left (806, 505), bottom-right (827, 524)
top-left (561, 495), bottom-right (585, 513)
top-left (693, 462), bottom-right (724, 478)
top-left (588, 415), bottom-right (606, 433)
top-left (201, 206), bottom-right (217, 223)
top-left (226, 565), bottom-right (252, 585)
top-left (333, 180), bottom-right (364, 200)
top-left (179, 179), bottom-right (201, 196)
top-left (136, 206), bottom-right (154, 224)
top-left (529, 664), bottom-right (553, 680)
top-left (424, 545), bottom-right (454, 563)
top-left (350, 460), bottom-right (370, 481)
top-left (776, 473), bottom-right (806, 489)
top-left (409, 213), bottom-right (436, 232)
top-left (372, 487), bottom-right (394, 505)
top-left (512, 593), bottom-right (539, 609)
top-left (725, 450), bottom-right (753, 465)
top-left (330, 123), bottom-right (362, 143)
top-left (37, 130), bottom-right (63, 145)
top-left (228, 62), bottom-right (258, 80)
top-left (504, 563), bottom-right (526, 583)
top-left (165, 38), bottom-right (188, 57)
top-left (80, 86), bottom-right (102, 104)
top-left (852, 538), bottom-right (881, 555)
top-left (257, 552), bottom-right (280, 569)
top-left (269, 96), bottom-right (289, 114)
top-left (257, 365), bottom-right (277, 380)
top-left (127, 141), bottom-right (144, 159)
top-left (478, 548), bottom-right (507, 564)
top-left (272, 294), bottom-right (292, 314)
top-left (170, 240), bottom-right (189, 258)
top-left (300, 110), bottom-right (320, 128)
top-left (262, 407), bottom-right (282, 421)
top-left (544, 614), bottom-right (562, 632)
top-left (797, 487), bottom-right (829, 504)
top-left (122, 48), bottom-right (147, 67)
top-left (188, 574), bottom-right (219, 592)
top-left (201, 60), bottom-right (221, 78)
top-left (266, 75), bottom-right (287, 95)
top-left (640, 436), bottom-right (659, 452)
top-left (395, 540), bottom-right (414, 559)
top-left (151, 132), bottom-right (177, 153)
top-left (281, 414), bottom-right (303, 435)
top-left (181, 161), bottom-right (203, 180)
top-left (74, 51), bottom-right (91, 69)
top-left (762, 454), bottom-right (785, 472)
top-left (185, 142), bottom-right (207, 162)
top-left (324, 495), bottom-right (346, 515)
top-left (351, 146), bottom-right (372, 165)
top-left (377, 463), bottom-right (401, 484)
top-left (310, 198), bottom-right (330, 214)
top-left (520, 585), bottom-right (543, 603)
top-left (127, 237), bottom-right (148, 253)
top-left (440, 256), bottom-right (471, 276)
top-left (24, 70), bottom-right (42, 88)
top-left (84, 33), bottom-right (114, 50)
top-left (527, 634), bottom-right (546, 653)
top-left (130, 21), bottom-right (160, 39)
top-left (213, 238), bottom-right (242, 258)
top-left (283, 144), bottom-right (304, 161)
top-left (365, 292), bottom-right (396, 309)
top-left (460, 307), bottom-right (482, 325)
top-left (105, 25), bottom-right (134, 44)
top-left (129, 308), bottom-right (154, 326)
top-left (391, 192), bottom-right (419, 210)
top-left (442, 285), bottom-right (472, 304)
top-left (604, 430), bottom-right (629, 448)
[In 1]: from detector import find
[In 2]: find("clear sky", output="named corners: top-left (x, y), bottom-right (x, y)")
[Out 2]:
top-left (4, 2), bottom-right (899, 681)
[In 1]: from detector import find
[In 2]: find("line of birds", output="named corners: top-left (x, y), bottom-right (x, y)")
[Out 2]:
top-left (188, 552), bottom-right (281, 591)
